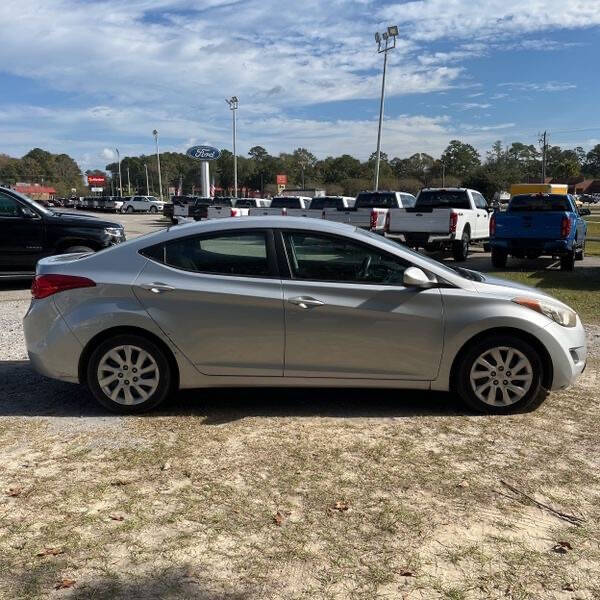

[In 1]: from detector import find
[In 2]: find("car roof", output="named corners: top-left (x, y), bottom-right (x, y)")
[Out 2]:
top-left (174, 216), bottom-right (355, 234)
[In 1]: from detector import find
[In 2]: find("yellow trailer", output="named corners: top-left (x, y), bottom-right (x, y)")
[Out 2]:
top-left (510, 183), bottom-right (568, 197)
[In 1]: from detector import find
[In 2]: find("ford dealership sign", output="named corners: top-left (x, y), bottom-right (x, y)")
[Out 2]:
top-left (186, 145), bottom-right (221, 161)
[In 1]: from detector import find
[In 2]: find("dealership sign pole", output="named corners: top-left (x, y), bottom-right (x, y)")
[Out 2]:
top-left (186, 145), bottom-right (221, 198)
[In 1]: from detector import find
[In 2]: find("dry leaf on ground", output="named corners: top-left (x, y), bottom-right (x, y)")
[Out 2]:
top-left (273, 511), bottom-right (284, 526)
top-left (54, 578), bottom-right (76, 590)
top-left (36, 547), bottom-right (64, 557)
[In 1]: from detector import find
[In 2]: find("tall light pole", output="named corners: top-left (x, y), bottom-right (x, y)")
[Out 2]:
top-left (225, 96), bottom-right (239, 197)
top-left (441, 162), bottom-right (446, 187)
top-left (373, 25), bottom-right (398, 191)
top-left (144, 163), bottom-right (150, 195)
top-left (153, 129), bottom-right (164, 201)
top-left (115, 148), bottom-right (123, 197)
top-left (127, 167), bottom-right (131, 195)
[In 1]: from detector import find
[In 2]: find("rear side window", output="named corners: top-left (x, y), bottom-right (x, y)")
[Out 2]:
top-left (142, 232), bottom-right (270, 277)
top-left (271, 197), bottom-right (301, 208)
top-left (400, 194), bottom-right (416, 207)
top-left (415, 190), bottom-right (470, 210)
top-left (0, 193), bottom-right (20, 217)
top-left (355, 192), bottom-right (396, 208)
top-left (472, 192), bottom-right (488, 209)
top-left (509, 194), bottom-right (571, 212)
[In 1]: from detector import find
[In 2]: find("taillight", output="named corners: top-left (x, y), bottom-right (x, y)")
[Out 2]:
top-left (370, 210), bottom-right (378, 230)
top-left (490, 212), bottom-right (496, 236)
top-left (384, 211), bottom-right (390, 233)
top-left (449, 212), bottom-right (458, 234)
top-left (561, 216), bottom-right (571, 238)
top-left (230, 208), bottom-right (239, 217)
top-left (32, 274), bottom-right (96, 299)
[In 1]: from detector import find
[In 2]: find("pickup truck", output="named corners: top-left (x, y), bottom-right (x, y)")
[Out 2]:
top-left (323, 191), bottom-right (415, 230)
top-left (207, 198), bottom-right (271, 219)
top-left (384, 188), bottom-right (491, 261)
top-left (120, 195), bottom-right (165, 214)
top-left (490, 193), bottom-right (587, 271)
top-left (248, 196), bottom-right (313, 217)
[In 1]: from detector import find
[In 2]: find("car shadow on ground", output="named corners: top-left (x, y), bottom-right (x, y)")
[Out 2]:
top-left (0, 360), bottom-right (474, 420)
top-left (0, 279), bottom-right (32, 292)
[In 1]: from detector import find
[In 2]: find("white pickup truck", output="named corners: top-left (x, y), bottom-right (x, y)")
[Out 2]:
top-left (207, 198), bottom-right (271, 219)
top-left (384, 188), bottom-right (491, 261)
top-left (120, 195), bottom-right (165, 214)
top-left (323, 190), bottom-right (416, 229)
top-left (248, 196), bottom-right (313, 217)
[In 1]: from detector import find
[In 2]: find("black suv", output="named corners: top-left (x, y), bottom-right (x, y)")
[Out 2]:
top-left (0, 187), bottom-right (125, 277)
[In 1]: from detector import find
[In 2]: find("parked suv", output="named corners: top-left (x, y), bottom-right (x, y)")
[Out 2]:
top-left (0, 187), bottom-right (125, 277)
top-left (120, 196), bottom-right (165, 214)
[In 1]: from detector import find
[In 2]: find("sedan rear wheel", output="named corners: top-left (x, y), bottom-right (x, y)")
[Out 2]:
top-left (87, 334), bottom-right (172, 413)
top-left (456, 335), bottom-right (547, 414)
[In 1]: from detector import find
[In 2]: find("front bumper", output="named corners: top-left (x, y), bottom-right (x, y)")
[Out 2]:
top-left (540, 317), bottom-right (587, 390)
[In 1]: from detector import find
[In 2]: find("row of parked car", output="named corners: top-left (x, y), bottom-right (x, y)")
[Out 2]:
top-left (173, 186), bottom-right (591, 269)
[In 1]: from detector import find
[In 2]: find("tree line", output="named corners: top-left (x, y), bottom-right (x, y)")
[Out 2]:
top-left (3, 141), bottom-right (600, 200)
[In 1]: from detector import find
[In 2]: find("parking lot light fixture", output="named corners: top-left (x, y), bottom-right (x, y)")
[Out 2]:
top-left (153, 129), bottom-right (164, 201)
top-left (226, 96), bottom-right (239, 198)
top-left (373, 24), bottom-right (398, 192)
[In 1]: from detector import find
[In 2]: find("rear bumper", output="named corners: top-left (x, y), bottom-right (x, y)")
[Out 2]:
top-left (387, 232), bottom-right (454, 246)
top-left (491, 238), bottom-right (574, 255)
top-left (24, 298), bottom-right (82, 383)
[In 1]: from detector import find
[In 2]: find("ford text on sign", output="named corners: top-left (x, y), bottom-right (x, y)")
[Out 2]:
top-left (186, 146), bottom-right (221, 161)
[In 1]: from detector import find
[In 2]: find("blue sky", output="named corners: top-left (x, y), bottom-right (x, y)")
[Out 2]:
top-left (1, 0), bottom-right (600, 172)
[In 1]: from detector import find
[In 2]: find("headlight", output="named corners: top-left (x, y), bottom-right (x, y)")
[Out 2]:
top-left (513, 297), bottom-right (577, 327)
top-left (104, 227), bottom-right (124, 237)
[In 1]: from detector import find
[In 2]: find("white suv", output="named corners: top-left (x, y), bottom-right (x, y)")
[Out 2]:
top-left (120, 196), bottom-right (165, 214)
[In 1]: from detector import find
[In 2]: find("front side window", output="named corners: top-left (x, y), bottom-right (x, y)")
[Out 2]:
top-left (0, 193), bottom-right (21, 217)
top-left (283, 232), bottom-right (409, 285)
top-left (158, 232), bottom-right (270, 276)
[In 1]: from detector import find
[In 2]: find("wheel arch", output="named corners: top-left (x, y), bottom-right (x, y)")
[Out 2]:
top-left (56, 237), bottom-right (101, 252)
top-left (78, 325), bottom-right (180, 389)
top-left (449, 327), bottom-right (553, 392)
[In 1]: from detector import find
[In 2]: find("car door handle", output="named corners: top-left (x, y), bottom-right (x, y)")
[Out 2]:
top-left (139, 282), bottom-right (176, 294)
top-left (288, 296), bottom-right (325, 309)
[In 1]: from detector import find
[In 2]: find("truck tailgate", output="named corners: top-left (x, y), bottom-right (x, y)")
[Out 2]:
top-left (323, 210), bottom-right (371, 228)
top-left (388, 209), bottom-right (451, 233)
top-left (494, 212), bottom-right (565, 239)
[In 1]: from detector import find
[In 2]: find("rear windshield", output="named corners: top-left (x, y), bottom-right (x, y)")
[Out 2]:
top-left (234, 198), bottom-right (257, 208)
top-left (309, 197), bottom-right (345, 209)
top-left (509, 194), bottom-right (571, 212)
top-left (415, 190), bottom-right (470, 210)
top-left (271, 197), bottom-right (303, 208)
top-left (211, 198), bottom-right (233, 207)
top-left (355, 192), bottom-right (397, 208)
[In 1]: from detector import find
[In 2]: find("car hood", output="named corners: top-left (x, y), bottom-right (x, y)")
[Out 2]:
top-left (47, 212), bottom-right (122, 229)
top-left (471, 272), bottom-right (563, 304)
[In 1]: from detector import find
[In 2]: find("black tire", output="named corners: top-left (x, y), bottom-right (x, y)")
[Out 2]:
top-left (86, 334), bottom-right (174, 414)
top-left (63, 245), bottom-right (94, 254)
top-left (452, 230), bottom-right (470, 262)
top-left (149, 206), bottom-right (158, 214)
top-left (575, 241), bottom-right (585, 261)
top-left (126, 205), bottom-right (134, 213)
top-left (491, 248), bottom-right (507, 268)
top-left (455, 335), bottom-right (548, 414)
top-left (483, 242), bottom-right (491, 253)
top-left (560, 251), bottom-right (575, 271)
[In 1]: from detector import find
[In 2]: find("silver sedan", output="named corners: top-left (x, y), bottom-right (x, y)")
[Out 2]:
top-left (24, 217), bottom-right (586, 414)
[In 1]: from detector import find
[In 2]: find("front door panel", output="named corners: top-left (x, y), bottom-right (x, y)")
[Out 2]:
top-left (282, 280), bottom-right (444, 380)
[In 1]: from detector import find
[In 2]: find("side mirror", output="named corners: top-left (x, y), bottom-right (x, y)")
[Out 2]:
top-left (404, 266), bottom-right (435, 288)
top-left (580, 208), bottom-right (591, 216)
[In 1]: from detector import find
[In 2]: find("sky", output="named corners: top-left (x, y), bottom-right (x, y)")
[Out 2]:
top-left (1, 0), bottom-right (600, 172)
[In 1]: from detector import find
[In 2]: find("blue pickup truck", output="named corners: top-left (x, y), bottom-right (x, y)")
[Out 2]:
top-left (490, 193), bottom-right (587, 271)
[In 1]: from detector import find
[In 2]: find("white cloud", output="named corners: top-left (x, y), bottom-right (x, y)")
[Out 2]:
top-left (101, 148), bottom-right (116, 161)
top-left (498, 81), bottom-right (577, 92)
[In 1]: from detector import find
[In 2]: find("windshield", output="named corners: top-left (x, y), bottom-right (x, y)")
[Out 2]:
top-left (509, 194), bottom-right (571, 212)
top-left (309, 197), bottom-right (345, 209)
top-left (416, 190), bottom-right (470, 210)
top-left (355, 192), bottom-right (396, 208)
top-left (356, 228), bottom-right (476, 280)
top-left (9, 189), bottom-right (54, 216)
top-left (271, 197), bottom-right (303, 208)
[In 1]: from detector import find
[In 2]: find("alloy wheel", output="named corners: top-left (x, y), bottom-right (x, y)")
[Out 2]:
top-left (469, 346), bottom-right (533, 407)
top-left (97, 345), bottom-right (159, 405)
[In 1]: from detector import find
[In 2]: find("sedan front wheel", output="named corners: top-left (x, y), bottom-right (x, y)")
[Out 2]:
top-left (87, 334), bottom-right (173, 413)
top-left (455, 335), bottom-right (547, 414)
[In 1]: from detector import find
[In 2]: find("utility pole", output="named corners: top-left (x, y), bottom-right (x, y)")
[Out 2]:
top-left (442, 162), bottom-right (446, 187)
top-left (153, 129), bottom-right (164, 201)
top-left (373, 25), bottom-right (398, 191)
top-left (539, 130), bottom-right (547, 183)
top-left (115, 148), bottom-right (122, 197)
top-left (127, 167), bottom-right (131, 195)
top-left (144, 164), bottom-right (150, 195)
top-left (225, 97), bottom-right (239, 197)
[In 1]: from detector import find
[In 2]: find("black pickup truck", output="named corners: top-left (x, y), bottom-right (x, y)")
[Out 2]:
top-left (0, 187), bottom-right (125, 277)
